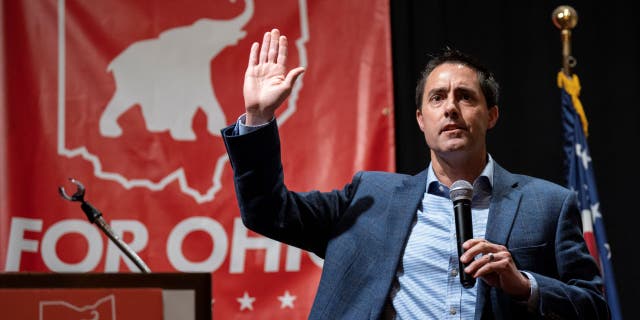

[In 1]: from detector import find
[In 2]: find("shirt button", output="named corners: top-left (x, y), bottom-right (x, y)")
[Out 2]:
top-left (450, 269), bottom-right (458, 277)
top-left (450, 307), bottom-right (457, 315)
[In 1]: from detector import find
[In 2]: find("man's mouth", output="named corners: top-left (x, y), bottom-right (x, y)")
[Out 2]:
top-left (441, 124), bottom-right (466, 133)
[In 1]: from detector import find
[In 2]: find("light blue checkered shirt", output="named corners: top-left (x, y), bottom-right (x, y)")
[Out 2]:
top-left (391, 159), bottom-right (494, 319)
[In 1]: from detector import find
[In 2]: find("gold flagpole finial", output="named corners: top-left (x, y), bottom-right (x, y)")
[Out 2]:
top-left (553, 5), bottom-right (588, 135)
top-left (552, 5), bottom-right (578, 75)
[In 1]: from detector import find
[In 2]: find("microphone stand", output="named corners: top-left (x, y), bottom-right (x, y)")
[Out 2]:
top-left (58, 178), bottom-right (151, 273)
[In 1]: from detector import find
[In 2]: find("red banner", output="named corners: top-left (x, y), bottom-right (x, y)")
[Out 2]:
top-left (1, 0), bottom-right (394, 318)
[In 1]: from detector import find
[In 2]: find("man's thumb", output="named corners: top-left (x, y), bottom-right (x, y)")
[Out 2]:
top-left (285, 67), bottom-right (305, 88)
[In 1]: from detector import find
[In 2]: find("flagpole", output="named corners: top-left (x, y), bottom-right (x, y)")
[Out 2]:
top-left (553, 5), bottom-right (589, 135)
top-left (553, 6), bottom-right (624, 319)
top-left (552, 5), bottom-right (578, 75)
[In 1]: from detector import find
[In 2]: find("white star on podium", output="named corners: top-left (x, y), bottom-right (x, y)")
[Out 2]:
top-left (237, 292), bottom-right (256, 311)
top-left (278, 290), bottom-right (297, 309)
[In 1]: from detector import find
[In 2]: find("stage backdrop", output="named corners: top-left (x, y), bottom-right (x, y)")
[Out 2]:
top-left (0, 0), bottom-right (394, 318)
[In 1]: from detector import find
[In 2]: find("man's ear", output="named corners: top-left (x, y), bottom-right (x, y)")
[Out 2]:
top-left (488, 105), bottom-right (499, 129)
top-left (416, 108), bottom-right (425, 132)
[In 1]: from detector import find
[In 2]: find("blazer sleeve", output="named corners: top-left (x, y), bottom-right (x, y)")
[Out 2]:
top-left (221, 120), bottom-right (360, 257)
top-left (530, 191), bottom-right (610, 319)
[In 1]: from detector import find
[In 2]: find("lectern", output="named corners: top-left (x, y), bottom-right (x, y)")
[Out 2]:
top-left (0, 272), bottom-right (212, 320)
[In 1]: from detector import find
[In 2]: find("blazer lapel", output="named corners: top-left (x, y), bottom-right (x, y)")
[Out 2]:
top-left (485, 163), bottom-right (522, 245)
top-left (475, 162), bottom-right (522, 319)
top-left (383, 170), bottom-right (428, 268)
top-left (371, 170), bottom-right (427, 318)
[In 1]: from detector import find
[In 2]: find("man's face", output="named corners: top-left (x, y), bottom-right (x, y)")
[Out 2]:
top-left (416, 62), bottom-right (499, 158)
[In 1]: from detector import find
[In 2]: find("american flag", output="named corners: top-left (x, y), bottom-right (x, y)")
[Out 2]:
top-left (558, 71), bottom-right (622, 319)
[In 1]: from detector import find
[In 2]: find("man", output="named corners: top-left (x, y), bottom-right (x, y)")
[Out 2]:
top-left (222, 28), bottom-right (609, 319)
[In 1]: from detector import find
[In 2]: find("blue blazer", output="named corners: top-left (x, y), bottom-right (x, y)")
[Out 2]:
top-left (222, 121), bottom-right (608, 319)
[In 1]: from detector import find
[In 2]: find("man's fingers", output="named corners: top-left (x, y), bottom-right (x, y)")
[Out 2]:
top-left (463, 252), bottom-right (486, 275)
top-left (460, 240), bottom-right (491, 263)
top-left (248, 42), bottom-right (259, 67)
top-left (277, 36), bottom-right (288, 66)
top-left (268, 29), bottom-right (280, 63)
top-left (259, 31), bottom-right (270, 63)
top-left (462, 238), bottom-right (483, 250)
top-left (464, 254), bottom-right (497, 278)
top-left (472, 256), bottom-right (508, 279)
top-left (284, 67), bottom-right (305, 88)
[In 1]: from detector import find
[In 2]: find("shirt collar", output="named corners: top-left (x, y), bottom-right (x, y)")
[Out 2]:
top-left (426, 154), bottom-right (495, 198)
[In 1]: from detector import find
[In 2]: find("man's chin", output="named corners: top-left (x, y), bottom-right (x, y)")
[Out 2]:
top-left (442, 140), bottom-right (467, 152)
top-left (432, 146), bottom-right (468, 158)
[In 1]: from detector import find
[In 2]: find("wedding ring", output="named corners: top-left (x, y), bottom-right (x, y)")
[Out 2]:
top-left (488, 253), bottom-right (495, 262)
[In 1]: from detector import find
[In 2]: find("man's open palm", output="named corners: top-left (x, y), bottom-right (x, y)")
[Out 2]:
top-left (243, 28), bottom-right (305, 125)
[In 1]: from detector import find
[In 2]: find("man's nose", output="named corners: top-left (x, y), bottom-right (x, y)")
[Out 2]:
top-left (443, 97), bottom-right (459, 118)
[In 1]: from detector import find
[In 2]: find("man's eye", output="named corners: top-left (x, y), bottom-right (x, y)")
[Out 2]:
top-left (430, 95), bottom-right (443, 102)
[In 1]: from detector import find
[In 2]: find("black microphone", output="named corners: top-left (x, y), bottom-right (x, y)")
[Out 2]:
top-left (450, 180), bottom-right (475, 288)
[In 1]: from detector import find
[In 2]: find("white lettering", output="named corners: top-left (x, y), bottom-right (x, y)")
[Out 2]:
top-left (5, 215), bottom-right (323, 273)
top-left (308, 251), bottom-right (324, 268)
top-left (230, 218), bottom-right (281, 273)
top-left (105, 220), bottom-right (148, 272)
top-left (41, 219), bottom-right (103, 271)
top-left (285, 244), bottom-right (324, 270)
top-left (5, 217), bottom-right (43, 271)
top-left (167, 217), bottom-right (227, 272)
top-left (285, 245), bottom-right (302, 271)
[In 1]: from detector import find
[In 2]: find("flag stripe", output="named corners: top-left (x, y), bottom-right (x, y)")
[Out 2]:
top-left (559, 72), bottom-right (623, 320)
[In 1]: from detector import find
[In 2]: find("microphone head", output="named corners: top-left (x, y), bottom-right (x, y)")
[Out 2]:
top-left (449, 180), bottom-right (473, 202)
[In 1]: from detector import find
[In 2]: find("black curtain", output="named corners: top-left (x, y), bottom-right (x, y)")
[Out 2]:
top-left (390, 0), bottom-right (638, 318)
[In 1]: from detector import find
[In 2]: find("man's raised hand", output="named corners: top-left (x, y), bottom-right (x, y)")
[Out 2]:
top-left (243, 28), bottom-right (305, 126)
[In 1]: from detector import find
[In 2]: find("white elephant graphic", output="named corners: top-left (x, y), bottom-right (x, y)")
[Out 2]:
top-left (99, 0), bottom-right (254, 140)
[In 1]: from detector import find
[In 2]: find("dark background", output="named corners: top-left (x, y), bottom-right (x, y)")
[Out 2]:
top-left (390, 0), bottom-right (637, 318)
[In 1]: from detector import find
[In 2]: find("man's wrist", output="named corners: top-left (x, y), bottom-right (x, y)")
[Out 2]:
top-left (237, 114), bottom-right (273, 135)
top-left (519, 271), bottom-right (540, 312)
top-left (245, 110), bottom-right (274, 126)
